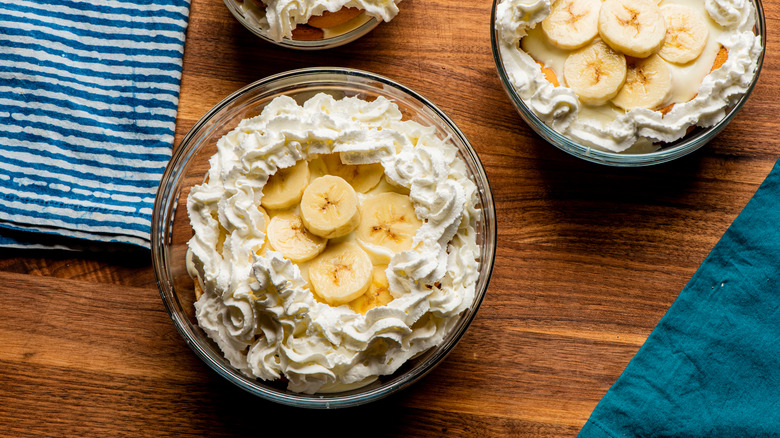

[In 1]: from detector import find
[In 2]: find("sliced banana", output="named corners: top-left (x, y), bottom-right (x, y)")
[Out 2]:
top-left (349, 266), bottom-right (394, 315)
top-left (300, 175), bottom-right (360, 239)
top-left (357, 192), bottom-right (422, 255)
top-left (261, 160), bottom-right (311, 211)
top-left (307, 7), bottom-right (363, 29)
top-left (215, 224), bottom-right (227, 256)
top-left (598, 0), bottom-right (667, 58)
top-left (537, 61), bottom-right (560, 87)
top-left (307, 155), bottom-right (329, 178)
top-left (309, 242), bottom-right (373, 306)
top-left (258, 206), bottom-right (270, 228)
top-left (710, 45), bottom-right (728, 72)
top-left (322, 153), bottom-right (384, 193)
top-left (256, 206), bottom-right (271, 255)
top-left (291, 25), bottom-right (324, 41)
top-left (541, 0), bottom-right (602, 50)
top-left (563, 40), bottom-right (627, 105)
top-left (611, 55), bottom-right (672, 111)
top-left (657, 4), bottom-right (709, 65)
top-left (194, 278), bottom-right (204, 300)
top-left (266, 212), bottom-right (327, 263)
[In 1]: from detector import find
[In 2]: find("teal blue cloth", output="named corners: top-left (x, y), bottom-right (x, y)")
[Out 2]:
top-left (579, 159), bottom-right (780, 438)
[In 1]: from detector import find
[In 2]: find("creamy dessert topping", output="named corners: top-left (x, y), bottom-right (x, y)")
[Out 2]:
top-left (238, 0), bottom-right (400, 42)
top-left (495, 0), bottom-right (762, 153)
top-left (186, 93), bottom-right (480, 394)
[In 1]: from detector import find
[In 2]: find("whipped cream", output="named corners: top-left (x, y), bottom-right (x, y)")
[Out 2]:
top-left (239, 0), bottom-right (400, 42)
top-left (495, 0), bottom-right (762, 152)
top-left (186, 93), bottom-right (481, 394)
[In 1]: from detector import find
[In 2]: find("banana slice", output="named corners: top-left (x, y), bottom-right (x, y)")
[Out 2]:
top-left (349, 266), bottom-right (394, 314)
top-left (307, 155), bottom-right (329, 178)
top-left (322, 153), bottom-right (384, 193)
top-left (541, 0), bottom-right (602, 50)
top-left (657, 4), bottom-right (709, 65)
top-left (300, 175), bottom-right (360, 239)
top-left (307, 7), bottom-right (363, 29)
top-left (215, 224), bottom-right (227, 256)
top-left (563, 40), bottom-right (627, 105)
top-left (194, 278), bottom-right (204, 300)
top-left (256, 206), bottom-right (271, 255)
top-left (537, 61), bottom-right (560, 87)
top-left (357, 192), bottom-right (422, 255)
top-left (711, 45), bottom-right (729, 72)
top-left (309, 242), bottom-right (373, 306)
top-left (598, 0), bottom-right (667, 58)
top-left (266, 212), bottom-right (327, 263)
top-left (291, 25), bottom-right (324, 40)
top-left (611, 55), bottom-right (672, 111)
top-left (261, 160), bottom-right (311, 211)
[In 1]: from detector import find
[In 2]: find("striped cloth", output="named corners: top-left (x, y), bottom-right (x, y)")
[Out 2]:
top-left (0, 0), bottom-right (190, 249)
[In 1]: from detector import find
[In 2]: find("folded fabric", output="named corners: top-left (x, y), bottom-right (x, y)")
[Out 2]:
top-left (579, 158), bottom-right (780, 437)
top-left (0, 0), bottom-right (190, 249)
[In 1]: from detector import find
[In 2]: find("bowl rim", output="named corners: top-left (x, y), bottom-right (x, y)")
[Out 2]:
top-left (490, 0), bottom-right (767, 166)
top-left (152, 67), bottom-right (497, 408)
top-left (221, 0), bottom-right (381, 50)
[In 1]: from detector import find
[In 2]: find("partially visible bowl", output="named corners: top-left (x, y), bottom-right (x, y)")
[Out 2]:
top-left (491, 0), bottom-right (766, 166)
top-left (223, 0), bottom-right (383, 50)
top-left (152, 68), bottom-right (496, 408)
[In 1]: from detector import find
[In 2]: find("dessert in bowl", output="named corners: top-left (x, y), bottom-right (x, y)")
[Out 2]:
top-left (492, 0), bottom-right (765, 165)
top-left (223, 0), bottom-right (400, 49)
top-left (152, 68), bottom-right (495, 407)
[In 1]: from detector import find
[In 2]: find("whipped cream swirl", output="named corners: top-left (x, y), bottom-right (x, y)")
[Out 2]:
top-left (239, 0), bottom-right (400, 42)
top-left (187, 93), bottom-right (480, 394)
top-left (495, 0), bottom-right (762, 152)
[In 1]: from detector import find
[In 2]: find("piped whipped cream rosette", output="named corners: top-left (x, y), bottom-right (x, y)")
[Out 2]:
top-left (239, 0), bottom-right (400, 42)
top-left (495, 0), bottom-right (763, 153)
top-left (186, 93), bottom-right (480, 394)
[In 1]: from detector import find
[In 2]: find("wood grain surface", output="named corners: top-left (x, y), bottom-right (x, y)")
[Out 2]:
top-left (1, 0), bottom-right (779, 436)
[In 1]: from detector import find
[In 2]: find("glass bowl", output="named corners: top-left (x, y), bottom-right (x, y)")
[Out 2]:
top-left (223, 0), bottom-right (381, 50)
top-left (491, 0), bottom-right (766, 166)
top-left (151, 67), bottom-right (496, 408)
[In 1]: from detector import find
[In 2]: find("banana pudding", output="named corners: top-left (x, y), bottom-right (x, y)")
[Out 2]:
top-left (495, 0), bottom-right (763, 153)
top-left (186, 93), bottom-right (481, 394)
top-left (236, 0), bottom-right (399, 42)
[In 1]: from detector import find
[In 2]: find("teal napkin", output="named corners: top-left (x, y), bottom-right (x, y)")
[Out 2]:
top-left (578, 158), bottom-right (780, 437)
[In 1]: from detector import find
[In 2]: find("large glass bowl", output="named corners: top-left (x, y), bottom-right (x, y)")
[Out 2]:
top-left (151, 68), bottom-right (496, 408)
top-left (223, 0), bottom-right (381, 50)
top-left (491, 0), bottom-right (766, 166)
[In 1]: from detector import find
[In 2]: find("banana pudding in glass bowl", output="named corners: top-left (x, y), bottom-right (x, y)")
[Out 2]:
top-left (152, 68), bottom-right (496, 407)
top-left (224, 0), bottom-right (400, 49)
top-left (492, 0), bottom-right (765, 165)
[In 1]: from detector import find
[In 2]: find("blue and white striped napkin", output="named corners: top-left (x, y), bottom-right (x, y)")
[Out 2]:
top-left (0, 0), bottom-right (190, 249)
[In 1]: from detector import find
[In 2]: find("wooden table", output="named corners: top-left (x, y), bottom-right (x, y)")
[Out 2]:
top-left (1, 0), bottom-right (777, 436)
